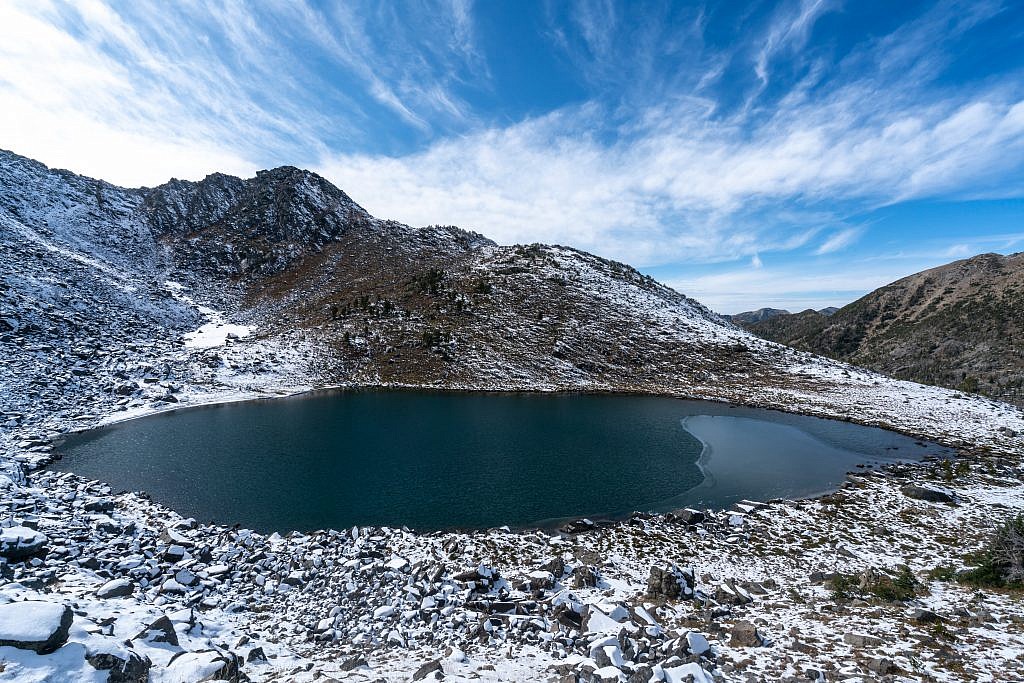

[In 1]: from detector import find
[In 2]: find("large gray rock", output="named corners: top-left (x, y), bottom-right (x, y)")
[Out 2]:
top-left (87, 651), bottom-right (152, 683)
top-left (0, 601), bottom-right (73, 654)
top-left (866, 656), bottom-right (898, 675)
top-left (844, 632), bottom-right (883, 647)
top-left (412, 658), bottom-right (443, 680)
top-left (96, 579), bottom-right (134, 599)
top-left (133, 615), bottom-right (179, 647)
top-left (646, 564), bottom-right (693, 600)
top-left (571, 565), bottom-right (599, 589)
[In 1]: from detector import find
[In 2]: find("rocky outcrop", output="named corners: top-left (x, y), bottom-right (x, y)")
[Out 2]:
top-left (901, 482), bottom-right (956, 503)
top-left (0, 526), bottom-right (47, 560)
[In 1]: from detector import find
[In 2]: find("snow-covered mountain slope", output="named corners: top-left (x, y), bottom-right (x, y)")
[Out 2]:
top-left (3, 149), bottom-right (1024, 682)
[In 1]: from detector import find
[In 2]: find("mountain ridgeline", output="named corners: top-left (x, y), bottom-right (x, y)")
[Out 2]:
top-left (0, 148), bottom-right (805, 410)
top-left (740, 253), bottom-right (1024, 404)
top-left (4, 147), bottom-right (1020, 410)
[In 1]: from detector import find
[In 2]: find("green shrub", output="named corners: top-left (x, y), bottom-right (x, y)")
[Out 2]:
top-left (828, 565), bottom-right (919, 602)
top-left (926, 565), bottom-right (957, 581)
top-left (960, 514), bottom-right (1024, 589)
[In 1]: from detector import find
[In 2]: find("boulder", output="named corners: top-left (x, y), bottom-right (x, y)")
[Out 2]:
top-left (901, 483), bottom-right (955, 503)
top-left (539, 556), bottom-right (565, 577)
top-left (84, 498), bottom-right (115, 513)
top-left (160, 527), bottom-right (194, 547)
top-left (667, 508), bottom-right (706, 525)
top-left (163, 650), bottom-right (243, 681)
top-left (133, 615), bottom-right (179, 647)
top-left (412, 658), bottom-right (443, 680)
top-left (87, 651), bottom-right (152, 683)
top-left (626, 665), bottom-right (654, 683)
top-left (909, 608), bottom-right (942, 624)
top-left (729, 621), bottom-right (762, 647)
top-left (175, 568), bottom-right (199, 587)
top-left (340, 655), bottom-right (368, 671)
top-left (527, 570), bottom-right (555, 591)
top-left (843, 632), bottom-right (883, 647)
top-left (0, 601), bottom-right (73, 654)
top-left (560, 518), bottom-right (598, 534)
top-left (97, 579), bottom-right (134, 599)
top-left (0, 525), bottom-right (47, 560)
top-left (571, 565), bottom-right (599, 589)
top-left (646, 564), bottom-right (693, 600)
top-left (686, 631), bottom-right (711, 656)
top-left (866, 657), bottom-right (898, 675)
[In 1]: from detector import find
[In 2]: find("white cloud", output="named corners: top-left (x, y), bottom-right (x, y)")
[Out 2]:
top-left (0, 0), bottom-right (487, 185)
top-left (1, 0), bottom-right (1022, 302)
top-left (320, 87), bottom-right (1024, 266)
top-left (754, 0), bottom-right (834, 84)
top-left (815, 227), bottom-right (864, 255)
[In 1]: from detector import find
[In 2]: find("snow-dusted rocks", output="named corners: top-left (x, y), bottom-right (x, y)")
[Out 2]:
top-left (0, 600), bottom-right (72, 654)
top-left (134, 615), bottom-right (179, 647)
top-left (95, 578), bottom-right (134, 599)
top-left (85, 650), bottom-right (151, 682)
top-left (686, 630), bottom-right (711, 656)
top-left (0, 525), bottom-right (47, 560)
top-left (646, 564), bottom-right (694, 600)
top-left (901, 481), bottom-right (957, 503)
top-left (728, 620), bottom-right (762, 647)
top-left (160, 650), bottom-right (243, 682)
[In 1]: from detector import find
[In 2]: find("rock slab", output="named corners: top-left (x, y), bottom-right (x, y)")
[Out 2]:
top-left (0, 601), bottom-right (73, 654)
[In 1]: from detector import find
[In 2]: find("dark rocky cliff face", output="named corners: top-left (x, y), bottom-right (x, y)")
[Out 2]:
top-left (141, 166), bottom-right (380, 276)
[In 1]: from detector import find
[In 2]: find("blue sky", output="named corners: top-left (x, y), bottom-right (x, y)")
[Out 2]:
top-left (1, 0), bottom-right (1023, 312)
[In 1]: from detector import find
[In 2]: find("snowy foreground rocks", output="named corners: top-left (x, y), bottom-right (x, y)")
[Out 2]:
top-left (0, 525), bottom-right (47, 561)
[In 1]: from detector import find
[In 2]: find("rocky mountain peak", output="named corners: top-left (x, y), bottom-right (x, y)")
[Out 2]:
top-left (139, 165), bottom-right (380, 277)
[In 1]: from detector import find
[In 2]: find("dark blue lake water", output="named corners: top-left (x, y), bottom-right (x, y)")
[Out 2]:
top-left (52, 391), bottom-right (951, 532)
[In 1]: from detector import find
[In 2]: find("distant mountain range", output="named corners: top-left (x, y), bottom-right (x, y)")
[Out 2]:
top-left (725, 307), bottom-right (836, 325)
top-left (737, 253), bottom-right (1024, 404)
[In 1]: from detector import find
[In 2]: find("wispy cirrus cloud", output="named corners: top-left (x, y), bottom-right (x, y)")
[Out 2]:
top-left (0, 0), bottom-right (487, 184)
top-left (815, 227), bottom-right (864, 255)
top-left (322, 85), bottom-right (1024, 266)
top-left (754, 0), bottom-right (833, 84)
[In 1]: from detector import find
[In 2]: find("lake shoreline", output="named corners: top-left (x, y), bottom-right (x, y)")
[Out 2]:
top-left (49, 391), bottom-right (949, 536)
top-left (5, 346), bottom-right (1024, 682)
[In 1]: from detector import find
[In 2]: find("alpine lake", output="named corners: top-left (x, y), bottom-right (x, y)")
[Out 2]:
top-left (52, 391), bottom-right (953, 533)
